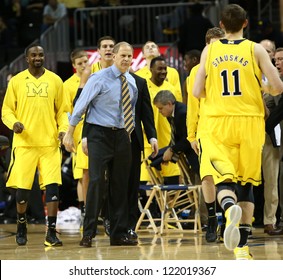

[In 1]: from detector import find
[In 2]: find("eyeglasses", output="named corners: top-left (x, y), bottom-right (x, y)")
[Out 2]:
top-left (274, 57), bottom-right (283, 62)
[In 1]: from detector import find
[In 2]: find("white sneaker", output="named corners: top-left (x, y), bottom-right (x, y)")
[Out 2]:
top-left (224, 205), bottom-right (242, 250)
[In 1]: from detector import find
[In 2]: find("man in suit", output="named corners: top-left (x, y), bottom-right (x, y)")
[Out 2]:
top-left (265, 47), bottom-right (283, 235)
top-left (73, 61), bottom-right (158, 241)
top-left (63, 42), bottom-right (139, 247)
top-left (152, 90), bottom-right (199, 177)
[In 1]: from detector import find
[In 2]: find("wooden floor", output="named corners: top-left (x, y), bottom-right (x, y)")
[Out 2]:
top-left (0, 222), bottom-right (283, 260)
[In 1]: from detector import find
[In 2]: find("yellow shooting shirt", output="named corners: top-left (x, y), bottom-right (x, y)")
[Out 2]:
top-left (146, 79), bottom-right (179, 149)
top-left (135, 65), bottom-right (182, 102)
top-left (64, 73), bottom-right (80, 113)
top-left (2, 69), bottom-right (68, 147)
top-left (91, 61), bottom-right (102, 74)
top-left (140, 79), bottom-right (180, 179)
top-left (63, 73), bottom-right (83, 148)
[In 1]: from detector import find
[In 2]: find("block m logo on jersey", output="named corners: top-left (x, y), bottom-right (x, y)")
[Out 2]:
top-left (26, 82), bottom-right (48, 97)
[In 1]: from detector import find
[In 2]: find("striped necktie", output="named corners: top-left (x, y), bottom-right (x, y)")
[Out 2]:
top-left (120, 74), bottom-right (134, 134)
top-left (169, 116), bottom-right (176, 146)
top-left (169, 116), bottom-right (179, 162)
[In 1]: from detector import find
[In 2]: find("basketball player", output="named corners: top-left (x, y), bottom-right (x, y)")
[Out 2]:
top-left (193, 4), bottom-right (283, 259)
top-left (187, 27), bottom-right (225, 243)
top-left (1, 44), bottom-right (68, 247)
top-left (63, 48), bottom-right (89, 224)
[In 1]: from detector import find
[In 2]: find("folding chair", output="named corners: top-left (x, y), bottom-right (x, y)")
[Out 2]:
top-left (136, 155), bottom-right (202, 234)
top-left (135, 184), bottom-right (161, 234)
top-left (160, 184), bottom-right (201, 234)
top-left (135, 159), bottom-right (164, 234)
top-left (172, 153), bottom-right (202, 233)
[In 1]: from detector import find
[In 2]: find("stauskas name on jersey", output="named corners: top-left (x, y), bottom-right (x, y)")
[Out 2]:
top-left (212, 54), bottom-right (249, 67)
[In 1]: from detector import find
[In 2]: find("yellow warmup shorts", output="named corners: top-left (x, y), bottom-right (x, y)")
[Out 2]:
top-left (72, 151), bottom-right (83, 180)
top-left (198, 136), bottom-right (216, 181)
top-left (199, 116), bottom-right (265, 186)
top-left (71, 120), bottom-right (87, 178)
top-left (76, 140), bottom-right (88, 170)
top-left (7, 146), bottom-right (62, 190)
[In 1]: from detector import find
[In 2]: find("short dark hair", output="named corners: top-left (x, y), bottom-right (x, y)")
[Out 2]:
top-left (150, 56), bottom-right (166, 68)
top-left (184, 49), bottom-right (201, 60)
top-left (220, 4), bottom-right (247, 33)
top-left (97, 36), bottom-right (116, 49)
top-left (24, 43), bottom-right (43, 57)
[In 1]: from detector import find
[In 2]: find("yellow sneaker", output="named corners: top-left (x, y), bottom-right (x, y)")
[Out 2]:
top-left (234, 245), bottom-right (253, 260)
top-left (224, 205), bottom-right (242, 250)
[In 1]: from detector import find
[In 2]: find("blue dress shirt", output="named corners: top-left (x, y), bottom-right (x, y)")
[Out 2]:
top-left (70, 64), bottom-right (138, 128)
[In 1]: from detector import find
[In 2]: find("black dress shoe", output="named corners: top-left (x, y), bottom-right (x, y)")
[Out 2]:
top-left (110, 235), bottom-right (138, 246)
top-left (264, 224), bottom-right (276, 233)
top-left (103, 219), bottom-right (110, 236)
top-left (79, 236), bottom-right (92, 247)
top-left (128, 229), bottom-right (138, 240)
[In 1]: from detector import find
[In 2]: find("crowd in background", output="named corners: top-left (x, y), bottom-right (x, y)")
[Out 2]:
top-left (1, 1), bottom-right (283, 237)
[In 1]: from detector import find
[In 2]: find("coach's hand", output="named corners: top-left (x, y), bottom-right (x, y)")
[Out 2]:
top-left (62, 126), bottom-right (76, 153)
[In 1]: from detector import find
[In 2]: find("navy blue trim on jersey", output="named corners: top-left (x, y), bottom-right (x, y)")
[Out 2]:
top-left (220, 39), bottom-right (247, 45)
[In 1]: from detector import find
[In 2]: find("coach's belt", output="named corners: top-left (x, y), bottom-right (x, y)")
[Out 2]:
top-left (110, 127), bottom-right (123, 130)
top-left (93, 124), bottom-right (124, 131)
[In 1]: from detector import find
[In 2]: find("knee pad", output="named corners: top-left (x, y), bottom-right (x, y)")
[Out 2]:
top-left (45, 184), bottom-right (59, 203)
top-left (216, 182), bottom-right (237, 195)
top-left (16, 189), bottom-right (30, 204)
top-left (236, 183), bottom-right (254, 203)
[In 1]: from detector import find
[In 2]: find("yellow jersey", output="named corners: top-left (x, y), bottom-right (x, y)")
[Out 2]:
top-left (204, 39), bottom-right (264, 117)
top-left (186, 64), bottom-right (207, 142)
